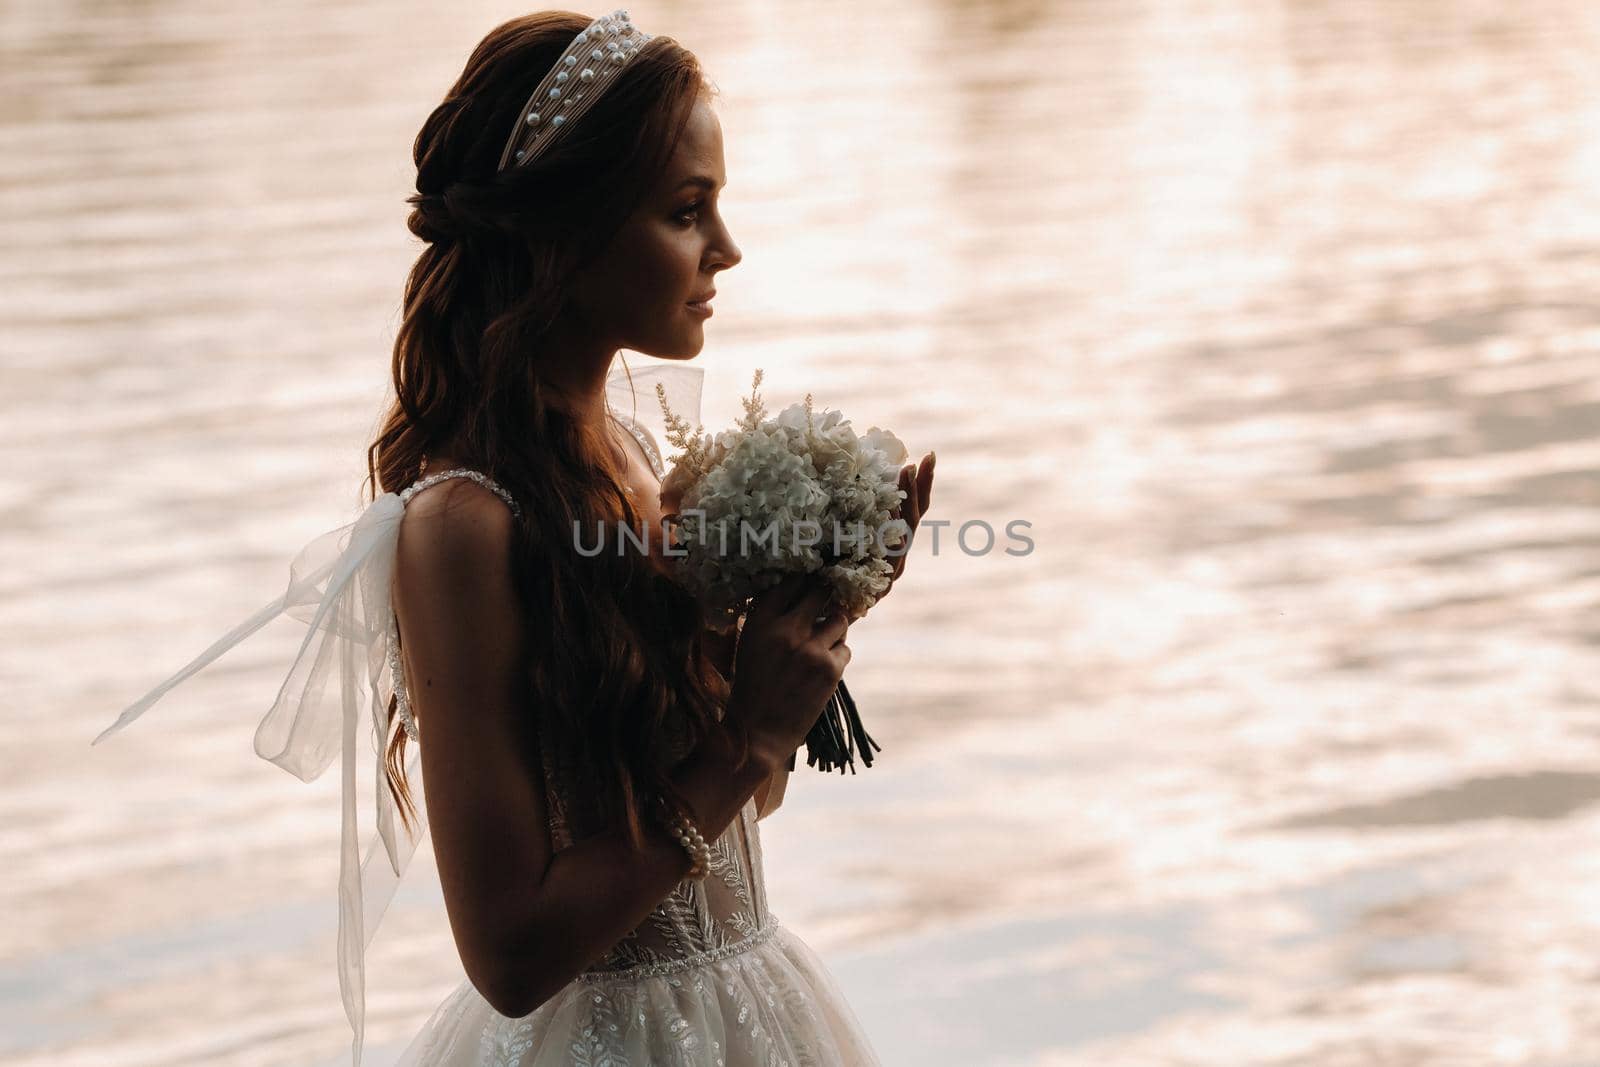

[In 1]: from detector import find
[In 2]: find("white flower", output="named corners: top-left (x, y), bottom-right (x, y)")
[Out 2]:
top-left (809, 413), bottom-right (859, 474)
top-left (654, 371), bottom-right (909, 622)
top-left (860, 426), bottom-right (908, 466)
top-left (775, 403), bottom-right (810, 434)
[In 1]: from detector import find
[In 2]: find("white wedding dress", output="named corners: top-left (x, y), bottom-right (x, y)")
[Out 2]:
top-left (396, 788), bottom-right (875, 1066)
top-left (93, 362), bottom-right (881, 1066)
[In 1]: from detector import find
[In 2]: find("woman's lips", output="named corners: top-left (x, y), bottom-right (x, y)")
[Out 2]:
top-left (686, 299), bottom-right (713, 317)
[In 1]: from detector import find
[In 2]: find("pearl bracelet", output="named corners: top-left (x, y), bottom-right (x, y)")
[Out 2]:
top-left (657, 796), bottom-right (712, 879)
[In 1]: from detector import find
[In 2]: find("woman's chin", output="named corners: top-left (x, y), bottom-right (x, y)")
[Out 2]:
top-left (667, 330), bottom-right (708, 359)
top-left (631, 319), bottom-right (707, 360)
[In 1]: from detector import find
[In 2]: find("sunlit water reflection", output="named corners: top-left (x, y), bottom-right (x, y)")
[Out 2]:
top-left (5, 1), bottom-right (1600, 1064)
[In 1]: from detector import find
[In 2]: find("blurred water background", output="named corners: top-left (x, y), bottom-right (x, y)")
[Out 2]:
top-left (5, 0), bottom-right (1600, 1064)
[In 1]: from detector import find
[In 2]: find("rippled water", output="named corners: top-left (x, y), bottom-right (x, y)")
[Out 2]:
top-left (5, 1), bottom-right (1600, 1064)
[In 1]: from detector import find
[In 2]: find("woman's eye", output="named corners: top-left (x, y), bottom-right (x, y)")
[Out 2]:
top-left (674, 202), bottom-right (701, 226)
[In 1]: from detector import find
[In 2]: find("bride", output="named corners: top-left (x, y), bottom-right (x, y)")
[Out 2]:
top-left (96, 8), bottom-right (934, 1065)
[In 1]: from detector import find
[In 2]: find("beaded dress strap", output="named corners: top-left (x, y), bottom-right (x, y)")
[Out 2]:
top-left (398, 467), bottom-right (523, 518)
top-left (609, 411), bottom-right (664, 479)
top-left (388, 467), bottom-right (521, 744)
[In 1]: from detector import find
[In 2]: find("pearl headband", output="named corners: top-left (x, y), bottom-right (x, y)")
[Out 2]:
top-left (497, 9), bottom-right (655, 172)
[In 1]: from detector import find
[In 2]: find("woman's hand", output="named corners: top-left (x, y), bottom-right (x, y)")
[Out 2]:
top-left (879, 450), bottom-right (935, 601)
top-left (723, 574), bottom-right (851, 769)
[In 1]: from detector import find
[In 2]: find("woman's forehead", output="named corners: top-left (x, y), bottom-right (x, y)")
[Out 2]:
top-left (665, 101), bottom-right (725, 179)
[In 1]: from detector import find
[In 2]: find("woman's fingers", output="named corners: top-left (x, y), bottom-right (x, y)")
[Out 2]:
top-left (788, 578), bottom-right (833, 624)
top-left (815, 605), bottom-right (850, 647)
top-left (750, 572), bottom-right (807, 622)
top-left (890, 457), bottom-right (931, 580)
top-left (804, 583), bottom-right (849, 645)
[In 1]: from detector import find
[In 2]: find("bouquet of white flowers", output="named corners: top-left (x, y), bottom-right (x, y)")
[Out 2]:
top-left (655, 369), bottom-right (908, 774)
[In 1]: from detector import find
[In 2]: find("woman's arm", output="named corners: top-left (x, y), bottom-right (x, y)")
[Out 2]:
top-left (753, 759), bottom-right (790, 820)
top-left (393, 481), bottom-right (778, 1019)
top-left (701, 617), bottom-right (790, 820)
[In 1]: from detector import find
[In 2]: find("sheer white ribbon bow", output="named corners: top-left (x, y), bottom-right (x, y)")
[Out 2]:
top-left (92, 491), bottom-right (416, 1065)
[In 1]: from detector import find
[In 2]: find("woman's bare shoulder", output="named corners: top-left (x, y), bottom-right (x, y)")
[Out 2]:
top-left (397, 476), bottom-right (519, 570)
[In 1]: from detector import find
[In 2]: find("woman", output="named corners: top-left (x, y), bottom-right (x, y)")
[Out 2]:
top-left (367, 9), bottom-right (926, 1064)
top-left (95, 9), bottom-right (933, 1063)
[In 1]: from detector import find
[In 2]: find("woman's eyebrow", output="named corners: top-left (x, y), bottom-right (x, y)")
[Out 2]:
top-left (675, 175), bottom-right (724, 191)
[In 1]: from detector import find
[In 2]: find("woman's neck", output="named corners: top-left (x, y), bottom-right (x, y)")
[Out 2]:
top-left (532, 328), bottom-right (621, 436)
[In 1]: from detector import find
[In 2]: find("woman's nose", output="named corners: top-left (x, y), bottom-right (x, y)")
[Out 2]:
top-left (713, 218), bottom-right (742, 270)
top-left (716, 238), bottom-right (742, 270)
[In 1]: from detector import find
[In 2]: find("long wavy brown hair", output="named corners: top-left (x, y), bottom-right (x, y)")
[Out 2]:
top-left (366, 12), bottom-right (740, 850)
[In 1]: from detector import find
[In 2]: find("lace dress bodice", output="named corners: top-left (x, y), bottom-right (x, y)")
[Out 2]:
top-left (390, 419), bottom-right (777, 988)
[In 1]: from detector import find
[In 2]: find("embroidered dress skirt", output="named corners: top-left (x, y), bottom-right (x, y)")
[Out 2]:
top-left (392, 917), bottom-right (881, 1066)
